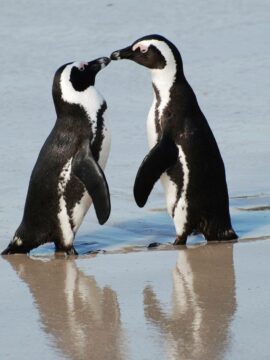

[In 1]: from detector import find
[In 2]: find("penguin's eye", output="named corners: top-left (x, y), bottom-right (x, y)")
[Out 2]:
top-left (140, 46), bottom-right (148, 54)
top-left (78, 62), bottom-right (88, 71)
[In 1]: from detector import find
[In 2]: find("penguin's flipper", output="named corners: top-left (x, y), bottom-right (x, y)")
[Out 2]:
top-left (72, 147), bottom-right (110, 225)
top-left (134, 134), bottom-right (179, 207)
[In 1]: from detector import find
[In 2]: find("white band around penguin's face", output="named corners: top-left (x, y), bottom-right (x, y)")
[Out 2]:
top-left (78, 61), bottom-right (88, 71)
top-left (132, 40), bottom-right (174, 65)
top-left (132, 43), bottom-right (149, 53)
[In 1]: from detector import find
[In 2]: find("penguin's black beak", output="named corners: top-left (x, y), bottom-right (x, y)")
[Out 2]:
top-left (96, 57), bottom-right (111, 68)
top-left (100, 57), bottom-right (111, 66)
top-left (88, 57), bottom-right (111, 74)
top-left (110, 46), bottom-right (134, 61)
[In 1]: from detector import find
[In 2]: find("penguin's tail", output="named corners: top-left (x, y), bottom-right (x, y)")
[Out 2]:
top-left (1, 243), bottom-right (23, 255)
top-left (1, 245), bottom-right (12, 255)
top-left (218, 228), bottom-right (238, 241)
top-left (1, 243), bottom-right (33, 255)
top-left (201, 216), bottom-right (238, 242)
top-left (206, 228), bottom-right (238, 242)
top-left (1, 237), bottom-right (33, 255)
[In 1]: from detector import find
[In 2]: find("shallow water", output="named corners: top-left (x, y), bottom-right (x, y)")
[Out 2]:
top-left (0, 0), bottom-right (270, 359)
top-left (27, 194), bottom-right (270, 256)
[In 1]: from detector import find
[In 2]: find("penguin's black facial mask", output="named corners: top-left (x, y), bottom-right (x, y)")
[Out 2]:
top-left (111, 45), bottom-right (166, 70)
top-left (70, 57), bottom-right (110, 92)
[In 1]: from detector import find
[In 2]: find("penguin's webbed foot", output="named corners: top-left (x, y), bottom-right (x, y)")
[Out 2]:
top-left (55, 244), bottom-right (78, 256)
top-left (174, 234), bottom-right (187, 245)
top-left (66, 246), bottom-right (78, 256)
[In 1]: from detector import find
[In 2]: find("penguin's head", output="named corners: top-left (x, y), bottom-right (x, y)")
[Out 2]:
top-left (52, 57), bottom-right (110, 114)
top-left (54, 57), bottom-right (110, 92)
top-left (110, 34), bottom-right (181, 71)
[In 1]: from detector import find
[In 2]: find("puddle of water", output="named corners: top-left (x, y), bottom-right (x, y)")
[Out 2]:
top-left (24, 194), bottom-right (270, 257)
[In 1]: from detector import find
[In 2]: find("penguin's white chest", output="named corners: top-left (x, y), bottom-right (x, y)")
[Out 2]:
top-left (58, 167), bottom-right (92, 239)
top-left (72, 90), bottom-right (111, 232)
top-left (57, 90), bottom-right (111, 242)
top-left (146, 74), bottom-right (174, 149)
top-left (146, 78), bottom-right (190, 236)
top-left (57, 159), bottom-right (92, 243)
top-left (94, 109), bottom-right (111, 170)
top-left (72, 114), bottom-right (110, 233)
top-left (72, 190), bottom-right (92, 233)
top-left (57, 159), bottom-right (74, 245)
top-left (147, 100), bottom-right (158, 148)
top-left (86, 89), bottom-right (111, 169)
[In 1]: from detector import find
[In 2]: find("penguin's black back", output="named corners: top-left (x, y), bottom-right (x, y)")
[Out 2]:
top-left (16, 105), bottom-right (91, 247)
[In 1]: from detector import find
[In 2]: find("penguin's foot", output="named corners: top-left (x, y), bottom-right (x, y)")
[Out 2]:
top-left (174, 235), bottom-right (187, 245)
top-left (55, 245), bottom-right (78, 256)
top-left (66, 246), bottom-right (78, 256)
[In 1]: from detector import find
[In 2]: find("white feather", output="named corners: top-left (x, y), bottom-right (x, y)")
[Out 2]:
top-left (57, 158), bottom-right (74, 246)
top-left (160, 173), bottom-right (178, 216)
top-left (12, 236), bottom-right (23, 246)
top-left (146, 101), bottom-right (158, 148)
top-left (97, 110), bottom-right (111, 169)
top-left (173, 146), bottom-right (189, 235)
top-left (72, 191), bottom-right (92, 233)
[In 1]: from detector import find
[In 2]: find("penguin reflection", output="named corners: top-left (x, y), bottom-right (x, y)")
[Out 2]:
top-left (6, 257), bottom-right (125, 360)
top-left (144, 245), bottom-right (236, 360)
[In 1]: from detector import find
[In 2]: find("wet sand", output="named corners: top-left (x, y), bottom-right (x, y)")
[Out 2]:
top-left (1, 239), bottom-right (270, 360)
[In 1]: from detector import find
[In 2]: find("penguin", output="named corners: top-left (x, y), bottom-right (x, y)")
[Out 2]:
top-left (2, 57), bottom-right (111, 255)
top-left (111, 34), bottom-right (238, 244)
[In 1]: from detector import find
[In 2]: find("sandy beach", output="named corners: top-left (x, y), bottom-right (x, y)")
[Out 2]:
top-left (0, 0), bottom-right (270, 359)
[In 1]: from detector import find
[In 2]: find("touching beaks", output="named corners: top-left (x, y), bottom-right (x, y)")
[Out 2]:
top-left (110, 46), bottom-right (134, 61)
top-left (98, 57), bottom-right (111, 67)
